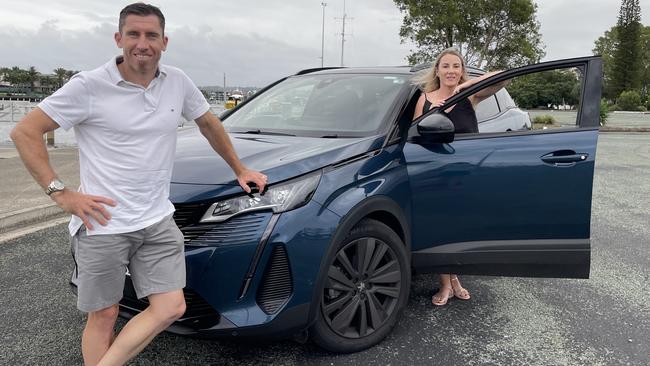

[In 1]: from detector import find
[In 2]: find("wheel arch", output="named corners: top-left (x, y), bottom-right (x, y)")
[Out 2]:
top-left (306, 196), bottom-right (411, 327)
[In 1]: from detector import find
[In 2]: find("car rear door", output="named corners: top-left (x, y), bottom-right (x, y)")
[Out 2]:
top-left (404, 57), bottom-right (602, 278)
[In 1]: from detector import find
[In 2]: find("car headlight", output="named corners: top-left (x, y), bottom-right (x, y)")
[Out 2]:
top-left (199, 170), bottom-right (322, 223)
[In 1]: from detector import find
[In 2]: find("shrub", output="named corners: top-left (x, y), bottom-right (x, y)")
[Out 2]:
top-left (532, 115), bottom-right (556, 125)
top-left (617, 90), bottom-right (642, 111)
top-left (600, 100), bottom-right (609, 126)
top-left (608, 104), bottom-right (619, 112)
top-left (638, 106), bottom-right (647, 112)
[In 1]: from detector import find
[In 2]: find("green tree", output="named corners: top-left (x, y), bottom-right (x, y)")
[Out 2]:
top-left (53, 67), bottom-right (68, 88)
top-left (5, 66), bottom-right (29, 86)
top-left (394, 0), bottom-right (545, 68)
top-left (38, 75), bottom-right (58, 94)
top-left (26, 66), bottom-right (40, 92)
top-left (593, 26), bottom-right (619, 99)
top-left (617, 90), bottom-right (641, 110)
top-left (594, 25), bottom-right (650, 99)
top-left (610, 0), bottom-right (643, 97)
top-left (600, 99), bottom-right (609, 126)
top-left (65, 70), bottom-right (77, 80)
top-left (640, 26), bottom-right (650, 98)
top-left (508, 69), bottom-right (580, 109)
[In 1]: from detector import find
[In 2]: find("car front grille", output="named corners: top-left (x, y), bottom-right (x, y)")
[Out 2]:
top-left (179, 212), bottom-right (271, 246)
top-left (120, 276), bottom-right (220, 329)
top-left (256, 245), bottom-right (293, 314)
top-left (173, 202), bottom-right (211, 228)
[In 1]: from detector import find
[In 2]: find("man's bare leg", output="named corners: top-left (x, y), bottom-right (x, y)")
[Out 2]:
top-left (96, 290), bottom-right (185, 366)
top-left (82, 304), bottom-right (119, 366)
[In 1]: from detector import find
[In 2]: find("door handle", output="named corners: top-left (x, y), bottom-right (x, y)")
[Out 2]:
top-left (541, 151), bottom-right (589, 165)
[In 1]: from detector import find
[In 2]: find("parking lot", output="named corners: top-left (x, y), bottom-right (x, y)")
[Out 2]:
top-left (0, 133), bottom-right (648, 366)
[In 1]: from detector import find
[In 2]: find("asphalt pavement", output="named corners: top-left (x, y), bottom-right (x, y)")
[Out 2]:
top-left (0, 133), bottom-right (648, 365)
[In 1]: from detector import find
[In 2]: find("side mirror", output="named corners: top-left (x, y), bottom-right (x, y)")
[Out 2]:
top-left (417, 113), bottom-right (455, 143)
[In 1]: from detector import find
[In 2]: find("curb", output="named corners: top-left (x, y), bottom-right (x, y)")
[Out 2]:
top-left (600, 127), bottom-right (650, 133)
top-left (0, 203), bottom-right (66, 234)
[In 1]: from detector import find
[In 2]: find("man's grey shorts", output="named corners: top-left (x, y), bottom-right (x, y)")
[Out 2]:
top-left (70, 214), bottom-right (185, 312)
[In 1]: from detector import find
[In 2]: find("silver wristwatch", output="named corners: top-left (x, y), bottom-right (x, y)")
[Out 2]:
top-left (45, 178), bottom-right (65, 195)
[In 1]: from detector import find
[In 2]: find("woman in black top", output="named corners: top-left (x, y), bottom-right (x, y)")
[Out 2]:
top-left (412, 48), bottom-right (507, 306)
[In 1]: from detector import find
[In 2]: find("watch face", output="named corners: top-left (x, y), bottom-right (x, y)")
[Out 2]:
top-left (52, 180), bottom-right (65, 190)
top-left (47, 179), bottom-right (65, 195)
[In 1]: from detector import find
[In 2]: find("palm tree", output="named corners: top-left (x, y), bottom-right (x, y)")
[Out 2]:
top-left (5, 67), bottom-right (27, 87)
top-left (65, 70), bottom-right (76, 80)
top-left (27, 66), bottom-right (40, 92)
top-left (54, 67), bottom-right (68, 88)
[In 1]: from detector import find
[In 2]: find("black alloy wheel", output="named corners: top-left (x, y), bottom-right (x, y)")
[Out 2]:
top-left (312, 219), bottom-right (410, 353)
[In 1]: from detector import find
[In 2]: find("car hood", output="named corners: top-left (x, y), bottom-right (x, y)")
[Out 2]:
top-left (171, 128), bottom-right (384, 186)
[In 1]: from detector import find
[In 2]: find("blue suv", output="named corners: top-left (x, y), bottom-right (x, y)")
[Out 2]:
top-left (119, 56), bottom-right (602, 352)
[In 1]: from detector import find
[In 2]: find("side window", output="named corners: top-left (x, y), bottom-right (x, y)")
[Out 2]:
top-left (475, 95), bottom-right (500, 122)
top-left (495, 89), bottom-right (516, 109)
top-left (446, 66), bottom-right (583, 135)
top-left (508, 68), bottom-right (582, 131)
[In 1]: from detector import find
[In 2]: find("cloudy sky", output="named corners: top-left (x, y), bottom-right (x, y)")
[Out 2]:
top-left (0, 0), bottom-right (648, 87)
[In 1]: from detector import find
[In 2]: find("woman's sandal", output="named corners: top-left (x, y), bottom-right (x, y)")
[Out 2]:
top-left (431, 286), bottom-right (453, 306)
top-left (450, 276), bottom-right (471, 300)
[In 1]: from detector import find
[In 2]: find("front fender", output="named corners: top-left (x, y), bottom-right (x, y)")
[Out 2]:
top-left (306, 146), bottom-right (412, 326)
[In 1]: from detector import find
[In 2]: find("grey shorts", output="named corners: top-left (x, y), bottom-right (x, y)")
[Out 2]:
top-left (70, 214), bottom-right (185, 312)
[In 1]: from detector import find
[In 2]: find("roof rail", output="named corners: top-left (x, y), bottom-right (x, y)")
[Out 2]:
top-left (410, 63), bottom-right (431, 73)
top-left (295, 67), bottom-right (344, 75)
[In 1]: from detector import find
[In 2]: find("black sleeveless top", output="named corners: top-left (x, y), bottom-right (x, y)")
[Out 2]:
top-left (422, 95), bottom-right (478, 134)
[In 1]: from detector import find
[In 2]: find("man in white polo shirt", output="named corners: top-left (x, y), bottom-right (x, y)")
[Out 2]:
top-left (10, 3), bottom-right (267, 365)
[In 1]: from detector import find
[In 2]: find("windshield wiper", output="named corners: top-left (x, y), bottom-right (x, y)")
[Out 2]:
top-left (320, 134), bottom-right (339, 138)
top-left (240, 129), bottom-right (296, 136)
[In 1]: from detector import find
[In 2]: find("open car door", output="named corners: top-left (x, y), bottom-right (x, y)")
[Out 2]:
top-left (405, 56), bottom-right (602, 278)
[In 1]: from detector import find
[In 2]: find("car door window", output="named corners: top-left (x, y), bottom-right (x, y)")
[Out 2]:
top-left (466, 67), bottom-right (584, 134)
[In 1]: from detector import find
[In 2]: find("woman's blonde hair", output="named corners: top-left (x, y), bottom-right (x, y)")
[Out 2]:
top-left (412, 48), bottom-right (469, 93)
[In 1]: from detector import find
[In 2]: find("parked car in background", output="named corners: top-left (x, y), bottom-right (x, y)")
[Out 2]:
top-left (119, 56), bottom-right (602, 353)
top-left (456, 66), bottom-right (532, 132)
top-left (476, 88), bottom-right (532, 132)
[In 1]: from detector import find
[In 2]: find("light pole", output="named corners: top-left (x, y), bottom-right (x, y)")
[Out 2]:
top-left (338, 0), bottom-right (350, 67)
top-left (321, 2), bottom-right (327, 67)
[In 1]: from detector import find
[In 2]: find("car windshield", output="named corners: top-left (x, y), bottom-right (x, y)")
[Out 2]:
top-left (223, 73), bottom-right (408, 137)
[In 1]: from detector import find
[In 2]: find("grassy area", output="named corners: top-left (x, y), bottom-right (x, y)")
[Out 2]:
top-left (527, 109), bottom-right (650, 128)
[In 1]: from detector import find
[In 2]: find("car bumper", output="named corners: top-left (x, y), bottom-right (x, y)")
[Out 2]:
top-left (118, 198), bottom-right (341, 339)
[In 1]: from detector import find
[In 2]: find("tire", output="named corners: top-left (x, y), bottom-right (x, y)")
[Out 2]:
top-left (311, 218), bottom-right (411, 353)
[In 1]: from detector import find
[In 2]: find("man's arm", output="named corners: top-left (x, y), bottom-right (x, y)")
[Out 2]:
top-left (194, 111), bottom-right (267, 193)
top-left (10, 108), bottom-right (115, 229)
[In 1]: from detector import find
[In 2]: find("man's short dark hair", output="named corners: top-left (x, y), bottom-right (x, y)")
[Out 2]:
top-left (119, 2), bottom-right (165, 34)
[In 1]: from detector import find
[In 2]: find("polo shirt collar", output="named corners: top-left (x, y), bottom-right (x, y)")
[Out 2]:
top-left (107, 56), bottom-right (167, 85)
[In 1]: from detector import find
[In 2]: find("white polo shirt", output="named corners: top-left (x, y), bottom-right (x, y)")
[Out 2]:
top-left (39, 56), bottom-right (210, 236)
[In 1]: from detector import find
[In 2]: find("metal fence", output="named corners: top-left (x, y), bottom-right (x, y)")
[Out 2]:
top-left (1, 101), bottom-right (227, 146)
top-left (0, 101), bottom-right (36, 123)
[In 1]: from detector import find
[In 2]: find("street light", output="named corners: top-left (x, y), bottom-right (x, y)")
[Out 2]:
top-left (321, 2), bottom-right (327, 67)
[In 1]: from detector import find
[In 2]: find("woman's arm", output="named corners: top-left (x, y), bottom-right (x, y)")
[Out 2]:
top-left (455, 71), bottom-right (510, 106)
top-left (413, 93), bottom-right (448, 121)
top-left (413, 94), bottom-right (425, 120)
